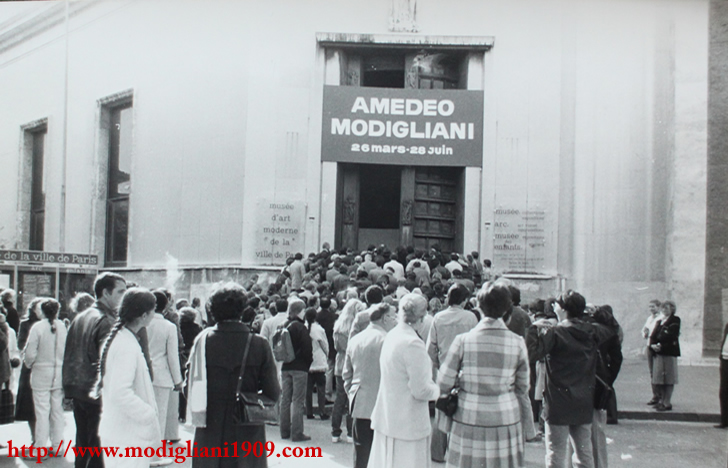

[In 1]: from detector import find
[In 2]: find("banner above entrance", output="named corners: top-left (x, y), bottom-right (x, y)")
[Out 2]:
top-left (322, 86), bottom-right (483, 167)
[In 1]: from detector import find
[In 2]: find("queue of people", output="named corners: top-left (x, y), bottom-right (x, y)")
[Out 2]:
top-left (0, 240), bottom-right (689, 468)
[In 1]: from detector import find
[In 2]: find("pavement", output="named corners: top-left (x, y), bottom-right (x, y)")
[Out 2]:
top-left (614, 357), bottom-right (721, 422)
top-left (0, 357), bottom-right (722, 468)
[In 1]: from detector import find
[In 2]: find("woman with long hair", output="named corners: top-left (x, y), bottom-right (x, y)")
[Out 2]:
top-left (24, 298), bottom-right (67, 449)
top-left (16, 297), bottom-right (44, 443)
top-left (331, 298), bottom-right (364, 443)
top-left (94, 288), bottom-right (159, 468)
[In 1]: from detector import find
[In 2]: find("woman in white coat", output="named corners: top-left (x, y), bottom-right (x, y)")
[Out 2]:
top-left (24, 298), bottom-right (66, 449)
top-left (92, 288), bottom-right (160, 468)
top-left (368, 293), bottom-right (441, 468)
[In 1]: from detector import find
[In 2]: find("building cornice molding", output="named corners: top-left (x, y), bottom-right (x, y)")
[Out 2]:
top-left (316, 32), bottom-right (494, 51)
top-left (0, 0), bottom-right (97, 56)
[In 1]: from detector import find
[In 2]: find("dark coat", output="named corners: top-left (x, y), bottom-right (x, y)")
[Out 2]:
top-left (316, 309), bottom-right (337, 361)
top-left (594, 325), bottom-right (623, 410)
top-left (281, 317), bottom-right (313, 373)
top-left (16, 316), bottom-right (40, 421)
top-left (192, 322), bottom-right (280, 468)
top-left (527, 318), bottom-right (614, 425)
top-left (62, 302), bottom-right (117, 403)
top-left (649, 314), bottom-right (681, 357)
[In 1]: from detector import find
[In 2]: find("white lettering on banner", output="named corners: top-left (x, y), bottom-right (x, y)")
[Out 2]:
top-left (332, 119), bottom-right (474, 140)
top-left (350, 97), bottom-right (456, 116)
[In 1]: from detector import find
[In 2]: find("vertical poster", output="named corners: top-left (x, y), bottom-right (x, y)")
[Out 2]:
top-left (252, 198), bottom-right (306, 266)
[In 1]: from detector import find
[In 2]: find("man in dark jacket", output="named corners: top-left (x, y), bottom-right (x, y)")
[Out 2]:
top-left (316, 297), bottom-right (337, 400)
top-left (280, 298), bottom-right (313, 442)
top-left (62, 272), bottom-right (126, 468)
top-left (527, 290), bottom-right (614, 468)
top-left (0, 289), bottom-right (19, 334)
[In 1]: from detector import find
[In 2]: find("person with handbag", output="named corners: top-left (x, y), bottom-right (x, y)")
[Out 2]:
top-left (437, 282), bottom-right (529, 468)
top-left (92, 288), bottom-right (160, 468)
top-left (186, 282), bottom-right (280, 468)
top-left (23, 298), bottom-right (66, 451)
top-left (426, 284), bottom-right (478, 463)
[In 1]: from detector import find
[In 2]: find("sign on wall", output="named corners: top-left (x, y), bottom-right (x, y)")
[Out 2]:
top-left (252, 198), bottom-right (306, 266)
top-left (322, 86), bottom-right (483, 167)
top-left (492, 206), bottom-right (554, 274)
top-left (0, 249), bottom-right (98, 266)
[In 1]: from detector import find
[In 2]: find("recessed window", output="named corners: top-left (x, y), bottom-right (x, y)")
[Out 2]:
top-left (28, 127), bottom-right (47, 250)
top-left (105, 103), bottom-right (132, 266)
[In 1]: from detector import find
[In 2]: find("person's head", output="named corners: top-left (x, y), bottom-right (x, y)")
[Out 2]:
top-left (274, 298), bottom-right (288, 315)
top-left (593, 305), bottom-right (619, 331)
top-left (471, 251), bottom-right (479, 260)
top-left (507, 285), bottom-right (521, 307)
top-left (477, 282), bottom-right (512, 319)
top-left (70, 292), bottom-right (95, 315)
top-left (242, 307), bottom-right (257, 326)
top-left (294, 252), bottom-right (303, 261)
top-left (207, 282), bottom-right (247, 323)
top-left (334, 298), bottom-right (365, 335)
top-left (93, 272), bottom-right (127, 310)
top-left (320, 297), bottom-right (331, 311)
top-left (179, 306), bottom-right (198, 324)
top-left (304, 307), bottom-right (318, 327)
top-left (191, 297), bottom-right (201, 308)
top-left (450, 253), bottom-right (459, 262)
top-left (0, 289), bottom-right (15, 306)
top-left (364, 285), bottom-right (383, 306)
top-left (555, 290), bottom-right (587, 320)
top-left (446, 284), bottom-right (470, 307)
top-left (322, 242), bottom-right (331, 251)
top-left (175, 299), bottom-right (189, 310)
top-left (288, 298), bottom-right (306, 320)
top-left (484, 259), bottom-right (492, 268)
top-left (153, 289), bottom-right (168, 313)
top-left (661, 300), bottom-right (676, 317)
top-left (649, 299), bottom-right (661, 315)
top-left (398, 293), bottom-right (428, 325)
top-left (356, 270), bottom-right (369, 280)
top-left (40, 298), bottom-right (60, 333)
top-left (25, 297), bottom-right (45, 321)
top-left (91, 288), bottom-right (156, 399)
top-left (369, 303), bottom-right (397, 331)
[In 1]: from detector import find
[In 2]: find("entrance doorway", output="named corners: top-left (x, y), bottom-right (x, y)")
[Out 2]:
top-left (335, 164), bottom-right (464, 253)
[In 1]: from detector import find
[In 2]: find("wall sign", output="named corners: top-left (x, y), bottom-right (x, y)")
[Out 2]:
top-left (252, 199), bottom-right (306, 266)
top-left (322, 86), bottom-right (483, 167)
top-left (0, 249), bottom-right (98, 266)
top-left (492, 206), bottom-right (553, 274)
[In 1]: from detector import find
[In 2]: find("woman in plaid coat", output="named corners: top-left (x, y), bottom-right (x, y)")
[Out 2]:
top-left (438, 282), bottom-right (529, 468)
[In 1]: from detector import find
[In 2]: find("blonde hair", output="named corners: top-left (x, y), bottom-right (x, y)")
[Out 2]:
top-left (398, 293), bottom-right (428, 324)
top-left (334, 298), bottom-right (365, 335)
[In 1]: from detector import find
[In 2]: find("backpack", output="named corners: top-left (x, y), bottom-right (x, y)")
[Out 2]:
top-left (272, 323), bottom-right (296, 363)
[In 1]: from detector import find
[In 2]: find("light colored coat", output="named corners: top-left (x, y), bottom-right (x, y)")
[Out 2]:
top-left (24, 320), bottom-right (66, 390)
top-left (308, 322), bottom-right (329, 372)
top-left (343, 322), bottom-right (387, 419)
top-left (370, 322), bottom-right (440, 441)
top-left (426, 306), bottom-right (478, 368)
top-left (146, 313), bottom-right (182, 388)
top-left (99, 327), bottom-right (160, 448)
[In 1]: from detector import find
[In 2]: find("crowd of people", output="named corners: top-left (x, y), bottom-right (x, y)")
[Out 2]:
top-left (0, 241), bottom-right (690, 468)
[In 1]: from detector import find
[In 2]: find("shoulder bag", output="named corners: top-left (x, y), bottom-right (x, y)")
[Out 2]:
top-left (236, 334), bottom-right (277, 425)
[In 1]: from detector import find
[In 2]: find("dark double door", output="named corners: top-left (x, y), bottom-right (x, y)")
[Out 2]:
top-left (336, 164), bottom-right (464, 253)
